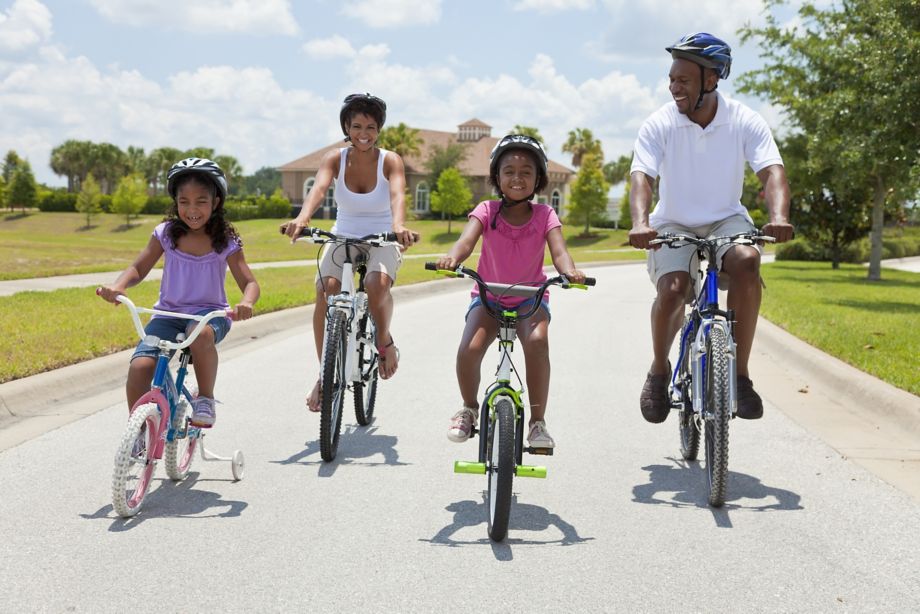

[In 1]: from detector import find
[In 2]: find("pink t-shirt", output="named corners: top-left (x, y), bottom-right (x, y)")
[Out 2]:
top-left (469, 200), bottom-right (562, 307)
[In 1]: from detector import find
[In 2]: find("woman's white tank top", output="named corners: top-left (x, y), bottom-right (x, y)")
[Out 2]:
top-left (331, 147), bottom-right (393, 237)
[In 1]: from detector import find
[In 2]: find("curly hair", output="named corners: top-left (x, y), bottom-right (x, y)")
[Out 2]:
top-left (342, 98), bottom-right (385, 132)
top-left (164, 174), bottom-right (241, 253)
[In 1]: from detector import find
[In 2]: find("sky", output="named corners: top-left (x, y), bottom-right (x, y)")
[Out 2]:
top-left (0, 0), bottom-right (802, 187)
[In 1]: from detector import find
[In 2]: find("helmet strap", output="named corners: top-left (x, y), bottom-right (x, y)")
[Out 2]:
top-left (694, 65), bottom-right (718, 110)
top-left (490, 195), bottom-right (533, 229)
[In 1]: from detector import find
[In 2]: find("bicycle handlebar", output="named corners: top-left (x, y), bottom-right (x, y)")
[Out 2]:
top-left (648, 230), bottom-right (776, 248)
top-left (107, 293), bottom-right (232, 352)
top-left (425, 262), bottom-right (595, 322)
top-left (281, 225), bottom-right (416, 246)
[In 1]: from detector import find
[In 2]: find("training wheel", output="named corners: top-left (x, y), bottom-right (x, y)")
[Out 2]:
top-left (231, 449), bottom-right (245, 481)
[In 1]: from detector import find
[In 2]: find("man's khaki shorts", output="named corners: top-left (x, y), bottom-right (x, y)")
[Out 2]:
top-left (647, 214), bottom-right (760, 287)
top-left (317, 242), bottom-right (402, 283)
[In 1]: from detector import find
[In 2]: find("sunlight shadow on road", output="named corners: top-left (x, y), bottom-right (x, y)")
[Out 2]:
top-left (271, 424), bottom-right (409, 477)
top-left (420, 494), bottom-right (594, 561)
top-left (78, 472), bottom-right (248, 531)
top-left (632, 458), bottom-right (803, 528)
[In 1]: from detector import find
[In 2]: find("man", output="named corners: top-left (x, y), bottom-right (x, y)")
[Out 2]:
top-left (628, 32), bottom-right (795, 423)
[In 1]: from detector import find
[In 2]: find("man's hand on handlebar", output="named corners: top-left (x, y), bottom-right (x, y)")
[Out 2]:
top-left (628, 222), bottom-right (659, 250)
top-left (762, 221), bottom-right (794, 243)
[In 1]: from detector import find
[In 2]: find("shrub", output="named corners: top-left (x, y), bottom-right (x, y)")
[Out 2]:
top-left (143, 195), bottom-right (172, 215)
top-left (38, 190), bottom-right (77, 212)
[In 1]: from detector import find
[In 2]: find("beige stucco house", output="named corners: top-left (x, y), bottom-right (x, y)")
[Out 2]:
top-left (279, 119), bottom-right (574, 219)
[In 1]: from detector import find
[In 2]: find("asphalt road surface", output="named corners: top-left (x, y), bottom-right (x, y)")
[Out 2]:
top-left (2, 264), bottom-right (918, 612)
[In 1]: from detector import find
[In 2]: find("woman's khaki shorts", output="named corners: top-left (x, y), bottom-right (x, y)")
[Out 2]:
top-left (316, 242), bottom-right (402, 283)
top-left (647, 214), bottom-right (760, 286)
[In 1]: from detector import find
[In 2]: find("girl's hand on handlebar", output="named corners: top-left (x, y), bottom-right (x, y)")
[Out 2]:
top-left (232, 302), bottom-right (254, 321)
top-left (96, 285), bottom-right (123, 305)
top-left (435, 255), bottom-right (459, 270)
top-left (564, 269), bottom-right (586, 285)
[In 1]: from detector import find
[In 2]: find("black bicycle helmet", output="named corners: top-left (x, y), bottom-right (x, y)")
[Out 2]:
top-left (339, 93), bottom-right (387, 136)
top-left (488, 134), bottom-right (549, 196)
top-left (166, 158), bottom-right (228, 202)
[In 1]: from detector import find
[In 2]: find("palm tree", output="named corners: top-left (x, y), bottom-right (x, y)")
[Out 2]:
top-left (149, 147), bottom-right (183, 194)
top-left (377, 122), bottom-right (422, 159)
top-left (511, 125), bottom-right (545, 145)
top-left (562, 128), bottom-right (603, 168)
top-left (214, 155), bottom-right (243, 192)
top-left (603, 153), bottom-right (632, 186)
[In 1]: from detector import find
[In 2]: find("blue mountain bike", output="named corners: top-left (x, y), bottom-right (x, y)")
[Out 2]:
top-left (649, 230), bottom-right (774, 507)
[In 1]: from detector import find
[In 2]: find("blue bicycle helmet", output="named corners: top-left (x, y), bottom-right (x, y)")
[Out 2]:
top-left (666, 32), bottom-right (732, 79)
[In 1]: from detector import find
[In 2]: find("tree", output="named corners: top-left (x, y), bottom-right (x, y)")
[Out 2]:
top-left (50, 140), bottom-right (94, 192)
top-left (602, 154), bottom-right (631, 186)
top-left (430, 167), bottom-right (473, 233)
top-left (111, 173), bottom-right (148, 226)
top-left (2, 150), bottom-right (23, 184)
top-left (562, 128), bottom-right (603, 168)
top-left (378, 123), bottom-right (422, 159)
top-left (739, 0), bottom-right (920, 280)
top-left (242, 166), bottom-right (282, 196)
top-left (7, 161), bottom-right (37, 211)
top-left (511, 125), bottom-right (545, 144)
top-left (184, 147), bottom-right (216, 160)
top-left (148, 147), bottom-right (184, 194)
top-left (88, 142), bottom-right (129, 194)
top-left (76, 173), bottom-right (102, 228)
top-left (425, 142), bottom-right (468, 217)
top-left (126, 146), bottom-right (147, 175)
top-left (214, 155), bottom-right (243, 193)
top-left (566, 152), bottom-right (609, 235)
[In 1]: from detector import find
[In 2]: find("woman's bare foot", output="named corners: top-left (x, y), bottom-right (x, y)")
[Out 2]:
top-left (378, 337), bottom-right (399, 380)
top-left (306, 379), bottom-right (321, 412)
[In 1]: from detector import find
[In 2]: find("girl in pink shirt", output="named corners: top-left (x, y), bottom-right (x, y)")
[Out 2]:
top-left (436, 135), bottom-right (585, 449)
top-left (98, 158), bottom-right (260, 428)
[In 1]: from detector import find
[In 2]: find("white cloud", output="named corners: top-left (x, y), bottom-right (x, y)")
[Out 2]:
top-left (513, 0), bottom-right (595, 12)
top-left (303, 35), bottom-right (356, 60)
top-left (87, 0), bottom-right (299, 35)
top-left (340, 0), bottom-right (441, 28)
top-left (0, 0), bottom-right (52, 52)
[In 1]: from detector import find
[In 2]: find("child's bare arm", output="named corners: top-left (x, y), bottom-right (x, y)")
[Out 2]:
top-left (437, 217), bottom-right (483, 270)
top-left (97, 236), bottom-right (163, 303)
top-left (227, 250), bottom-right (260, 320)
top-left (546, 227), bottom-right (585, 284)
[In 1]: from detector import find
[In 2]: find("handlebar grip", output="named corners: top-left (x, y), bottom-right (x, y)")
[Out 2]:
top-left (279, 224), bottom-right (314, 237)
top-left (383, 232), bottom-right (398, 242)
top-left (425, 262), bottom-right (437, 271)
top-left (584, 277), bottom-right (596, 286)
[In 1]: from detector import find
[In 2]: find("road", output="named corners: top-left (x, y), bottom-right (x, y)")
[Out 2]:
top-left (1, 264), bottom-right (918, 612)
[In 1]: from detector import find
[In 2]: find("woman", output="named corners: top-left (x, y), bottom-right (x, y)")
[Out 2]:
top-left (284, 93), bottom-right (417, 412)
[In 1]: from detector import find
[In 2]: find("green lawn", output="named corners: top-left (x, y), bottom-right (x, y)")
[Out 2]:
top-left (761, 261), bottom-right (920, 395)
top-left (0, 211), bottom-right (638, 280)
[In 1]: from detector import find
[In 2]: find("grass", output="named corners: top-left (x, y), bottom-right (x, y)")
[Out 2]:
top-left (0, 211), bottom-right (638, 280)
top-left (761, 261), bottom-right (920, 396)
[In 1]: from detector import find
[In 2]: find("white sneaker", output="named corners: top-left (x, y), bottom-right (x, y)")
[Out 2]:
top-left (447, 406), bottom-right (478, 443)
top-left (191, 397), bottom-right (216, 428)
top-left (527, 421), bottom-right (555, 449)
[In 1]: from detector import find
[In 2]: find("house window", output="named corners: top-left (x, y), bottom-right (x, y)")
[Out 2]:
top-left (303, 178), bottom-right (315, 203)
top-left (415, 182), bottom-right (430, 212)
top-left (325, 185), bottom-right (335, 209)
top-left (551, 190), bottom-right (561, 213)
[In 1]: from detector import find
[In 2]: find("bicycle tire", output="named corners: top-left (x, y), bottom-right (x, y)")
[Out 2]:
top-left (487, 398), bottom-right (515, 542)
top-left (112, 403), bottom-right (159, 518)
top-left (320, 310), bottom-right (348, 462)
top-left (677, 323), bottom-right (700, 461)
top-left (353, 312), bottom-right (378, 426)
top-left (704, 326), bottom-right (731, 507)
top-left (165, 399), bottom-right (197, 481)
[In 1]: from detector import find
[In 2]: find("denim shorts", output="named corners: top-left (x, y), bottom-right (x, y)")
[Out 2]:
top-left (465, 295), bottom-right (551, 322)
top-left (130, 310), bottom-right (230, 361)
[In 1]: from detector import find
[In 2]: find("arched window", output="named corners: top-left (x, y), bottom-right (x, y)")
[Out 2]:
top-left (415, 182), bottom-right (430, 212)
top-left (325, 185), bottom-right (335, 209)
top-left (303, 178), bottom-right (315, 203)
top-left (551, 190), bottom-right (561, 213)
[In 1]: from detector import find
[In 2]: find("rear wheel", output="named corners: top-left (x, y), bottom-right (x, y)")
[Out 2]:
top-left (353, 311), bottom-right (378, 426)
top-left (320, 311), bottom-right (348, 462)
top-left (487, 399), bottom-right (515, 542)
top-left (165, 399), bottom-right (197, 480)
top-left (704, 326), bottom-right (730, 507)
top-left (112, 403), bottom-right (159, 518)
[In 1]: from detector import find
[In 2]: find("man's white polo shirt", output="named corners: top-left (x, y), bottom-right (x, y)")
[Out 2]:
top-left (630, 91), bottom-right (783, 228)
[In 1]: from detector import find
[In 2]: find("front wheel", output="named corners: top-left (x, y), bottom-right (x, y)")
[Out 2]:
top-left (165, 399), bottom-right (197, 481)
top-left (353, 311), bottom-right (378, 426)
top-left (112, 403), bottom-right (159, 518)
top-left (320, 310), bottom-right (348, 462)
top-left (487, 399), bottom-right (515, 542)
top-left (704, 326), bottom-right (731, 507)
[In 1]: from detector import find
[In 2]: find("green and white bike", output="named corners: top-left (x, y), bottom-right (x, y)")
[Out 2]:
top-left (427, 263), bottom-right (595, 542)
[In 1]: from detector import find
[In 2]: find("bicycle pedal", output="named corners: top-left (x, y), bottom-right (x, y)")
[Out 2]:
top-left (524, 446), bottom-right (554, 456)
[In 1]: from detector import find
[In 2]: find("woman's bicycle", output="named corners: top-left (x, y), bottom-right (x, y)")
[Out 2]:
top-left (649, 230), bottom-right (774, 507)
top-left (287, 226), bottom-right (405, 462)
top-left (426, 263), bottom-right (595, 542)
top-left (108, 295), bottom-right (244, 518)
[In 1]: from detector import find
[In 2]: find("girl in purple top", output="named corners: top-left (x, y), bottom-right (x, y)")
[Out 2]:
top-left (435, 135), bottom-right (585, 449)
top-left (98, 158), bottom-right (260, 428)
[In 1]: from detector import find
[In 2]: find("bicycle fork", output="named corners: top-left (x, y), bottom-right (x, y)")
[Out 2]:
top-left (691, 318), bottom-right (738, 418)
